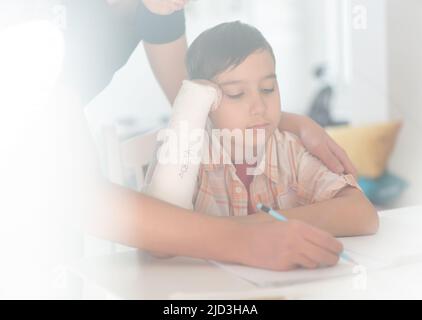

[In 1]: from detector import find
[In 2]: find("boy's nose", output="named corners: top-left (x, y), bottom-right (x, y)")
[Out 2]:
top-left (249, 94), bottom-right (267, 116)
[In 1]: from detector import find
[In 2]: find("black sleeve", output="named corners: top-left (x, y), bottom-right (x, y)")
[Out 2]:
top-left (137, 1), bottom-right (186, 44)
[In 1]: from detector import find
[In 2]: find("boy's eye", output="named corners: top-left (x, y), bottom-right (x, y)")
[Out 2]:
top-left (225, 92), bottom-right (244, 99)
top-left (261, 87), bottom-right (275, 94)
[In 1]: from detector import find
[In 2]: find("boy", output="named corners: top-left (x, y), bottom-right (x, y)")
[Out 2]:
top-left (186, 21), bottom-right (378, 237)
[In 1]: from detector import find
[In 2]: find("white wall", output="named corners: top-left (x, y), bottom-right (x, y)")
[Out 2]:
top-left (331, 0), bottom-right (389, 125)
top-left (386, 0), bottom-right (422, 207)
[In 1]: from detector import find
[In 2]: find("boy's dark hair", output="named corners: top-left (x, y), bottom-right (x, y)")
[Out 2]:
top-left (186, 21), bottom-right (275, 80)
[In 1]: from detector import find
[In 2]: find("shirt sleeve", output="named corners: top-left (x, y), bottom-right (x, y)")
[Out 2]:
top-left (291, 138), bottom-right (361, 203)
top-left (137, 2), bottom-right (186, 44)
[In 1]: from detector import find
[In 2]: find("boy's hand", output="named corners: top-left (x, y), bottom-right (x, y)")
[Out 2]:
top-left (191, 79), bottom-right (222, 111)
top-left (239, 220), bottom-right (343, 271)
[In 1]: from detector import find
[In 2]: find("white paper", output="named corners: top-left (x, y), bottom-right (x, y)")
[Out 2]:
top-left (211, 251), bottom-right (386, 287)
top-left (212, 207), bottom-right (422, 288)
top-left (340, 207), bottom-right (422, 267)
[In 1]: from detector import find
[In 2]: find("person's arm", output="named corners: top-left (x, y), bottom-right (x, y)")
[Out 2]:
top-left (242, 187), bottom-right (378, 237)
top-left (84, 179), bottom-right (345, 271)
top-left (85, 181), bottom-right (242, 261)
top-left (143, 34), bottom-right (188, 104)
top-left (138, 0), bottom-right (189, 104)
top-left (279, 112), bottom-right (358, 177)
top-left (281, 187), bottom-right (379, 236)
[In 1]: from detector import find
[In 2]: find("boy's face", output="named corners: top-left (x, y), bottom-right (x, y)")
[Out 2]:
top-left (210, 50), bottom-right (281, 150)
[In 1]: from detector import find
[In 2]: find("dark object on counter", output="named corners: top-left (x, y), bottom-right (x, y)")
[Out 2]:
top-left (308, 64), bottom-right (348, 127)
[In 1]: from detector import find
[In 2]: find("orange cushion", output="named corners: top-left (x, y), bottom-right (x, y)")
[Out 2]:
top-left (326, 121), bottom-right (402, 178)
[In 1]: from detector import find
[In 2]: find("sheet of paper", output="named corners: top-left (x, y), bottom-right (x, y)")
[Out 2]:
top-left (340, 207), bottom-right (422, 267)
top-left (212, 207), bottom-right (422, 288)
top-left (211, 251), bottom-right (386, 288)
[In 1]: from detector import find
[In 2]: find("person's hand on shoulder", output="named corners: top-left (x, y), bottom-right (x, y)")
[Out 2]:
top-left (299, 117), bottom-right (358, 178)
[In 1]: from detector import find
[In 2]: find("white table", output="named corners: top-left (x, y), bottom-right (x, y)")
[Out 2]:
top-left (70, 206), bottom-right (422, 299)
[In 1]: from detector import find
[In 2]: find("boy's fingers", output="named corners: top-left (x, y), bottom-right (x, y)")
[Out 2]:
top-left (302, 241), bottom-right (340, 267)
top-left (302, 224), bottom-right (343, 255)
top-left (294, 253), bottom-right (319, 269)
top-left (191, 79), bottom-right (222, 110)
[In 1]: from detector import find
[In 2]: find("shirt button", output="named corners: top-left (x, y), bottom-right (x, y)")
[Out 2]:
top-left (235, 186), bottom-right (242, 194)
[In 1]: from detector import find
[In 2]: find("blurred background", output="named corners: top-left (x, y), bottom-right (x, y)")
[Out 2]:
top-left (0, 0), bottom-right (421, 298)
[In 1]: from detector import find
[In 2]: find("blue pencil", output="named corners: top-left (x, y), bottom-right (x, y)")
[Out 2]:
top-left (256, 203), bottom-right (358, 265)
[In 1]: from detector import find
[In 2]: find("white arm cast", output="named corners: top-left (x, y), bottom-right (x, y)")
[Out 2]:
top-left (144, 80), bottom-right (218, 209)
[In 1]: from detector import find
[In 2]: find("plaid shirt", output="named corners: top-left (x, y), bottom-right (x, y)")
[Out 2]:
top-left (193, 129), bottom-right (360, 217)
